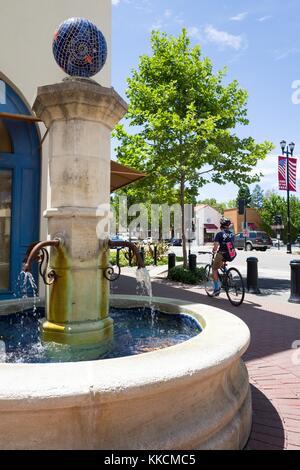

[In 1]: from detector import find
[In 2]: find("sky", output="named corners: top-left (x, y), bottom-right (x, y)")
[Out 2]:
top-left (111, 0), bottom-right (300, 203)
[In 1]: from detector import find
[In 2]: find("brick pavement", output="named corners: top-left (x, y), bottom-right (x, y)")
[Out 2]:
top-left (112, 272), bottom-right (300, 450)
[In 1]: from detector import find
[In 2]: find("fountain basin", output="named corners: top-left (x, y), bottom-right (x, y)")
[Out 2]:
top-left (0, 295), bottom-right (251, 450)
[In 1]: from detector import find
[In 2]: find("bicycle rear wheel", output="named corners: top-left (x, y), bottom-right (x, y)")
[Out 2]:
top-left (225, 268), bottom-right (245, 306)
top-left (204, 264), bottom-right (215, 297)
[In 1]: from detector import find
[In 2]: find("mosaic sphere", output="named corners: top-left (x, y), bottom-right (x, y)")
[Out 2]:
top-left (52, 18), bottom-right (107, 78)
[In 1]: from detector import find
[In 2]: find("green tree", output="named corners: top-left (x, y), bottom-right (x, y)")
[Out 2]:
top-left (250, 184), bottom-right (264, 209)
top-left (236, 185), bottom-right (252, 208)
top-left (197, 198), bottom-right (226, 214)
top-left (260, 192), bottom-right (300, 242)
top-left (225, 199), bottom-right (237, 209)
top-left (113, 29), bottom-right (274, 266)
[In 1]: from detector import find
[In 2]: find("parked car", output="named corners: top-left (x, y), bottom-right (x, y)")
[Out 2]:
top-left (116, 233), bottom-right (140, 243)
top-left (110, 234), bottom-right (125, 243)
top-left (129, 236), bottom-right (140, 243)
top-left (142, 237), bottom-right (153, 244)
top-left (234, 231), bottom-right (273, 251)
top-left (271, 238), bottom-right (285, 247)
top-left (170, 238), bottom-right (182, 246)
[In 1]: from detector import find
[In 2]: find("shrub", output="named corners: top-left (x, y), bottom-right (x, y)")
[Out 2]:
top-left (109, 250), bottom-right (130, 267)
top-left (168, 266), bottom-right (206, 285)
top-left (110, 242), bottom-right (173, 267)
top-left (110, 244), bottom-right (184, 268)
top-left (143, 242), bottom-right (170, 261)
top-left (110, 249), bottom-right (164, 267)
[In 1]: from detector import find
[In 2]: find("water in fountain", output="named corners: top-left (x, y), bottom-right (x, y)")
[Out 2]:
top-left (6, 271), bottom-right (39, 356)
top-left (136, 268), bottom-right (155, 322)
top-left (14, 271), bottom-right (38, 315)
top-left (0, 338), bottom-right (6, 362)
top-left (18, 271), bottom-right (38, 313)
top-left (0, 306), bottom-right (201, 363)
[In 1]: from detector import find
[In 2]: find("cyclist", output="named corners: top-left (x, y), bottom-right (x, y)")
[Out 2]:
top-left (211, 217), bottom-right (236, 296)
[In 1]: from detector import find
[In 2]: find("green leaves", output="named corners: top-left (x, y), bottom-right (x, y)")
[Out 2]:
top-left (113, 28), bottom-right (275, 264)
top-left (236, 186), bottom-right (252, 207)
top-left (250, 185), bottom-right (264, 209)
top-left (114, 29), bottom-right (273, 201)
top-left (260, 193), bottom-right (300, 242)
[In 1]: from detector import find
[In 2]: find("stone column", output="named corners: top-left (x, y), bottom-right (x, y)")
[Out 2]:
top-left (33, 78), bottom-right (127, 353)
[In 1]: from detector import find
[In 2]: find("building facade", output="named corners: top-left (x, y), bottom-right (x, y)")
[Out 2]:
top-left (195, 205), bottom-right (222, 245)
top-left (224, 208), bottom-right (263, 234)
top-left (0, 0), bottom-right (111, 303)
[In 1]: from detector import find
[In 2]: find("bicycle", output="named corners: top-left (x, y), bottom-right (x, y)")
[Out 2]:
top-left (201, 252), bottom-right (245, 307)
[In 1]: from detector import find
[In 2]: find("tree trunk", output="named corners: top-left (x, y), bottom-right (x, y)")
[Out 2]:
top-left (180, 174), bottom-right (188, 268)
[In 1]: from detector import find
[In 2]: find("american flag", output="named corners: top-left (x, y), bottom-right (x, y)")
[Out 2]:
top-left (278, 156), bottom-right (298, 192)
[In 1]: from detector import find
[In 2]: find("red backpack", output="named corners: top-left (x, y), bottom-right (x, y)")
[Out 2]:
top-left (225, 241), bottom-right (237, 261)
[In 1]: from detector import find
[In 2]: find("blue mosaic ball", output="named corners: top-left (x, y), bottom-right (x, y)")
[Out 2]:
top-left (52, 18), bottom-right (107, 78)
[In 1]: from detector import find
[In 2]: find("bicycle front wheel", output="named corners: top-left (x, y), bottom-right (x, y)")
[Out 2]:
top-left (204, 264), bottom-right (215, 297)
top-left (225, 268), bottom-right (245, 306)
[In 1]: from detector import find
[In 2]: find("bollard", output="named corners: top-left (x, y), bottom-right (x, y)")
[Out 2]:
top-left (189, 254), bottom-right (197, 272)
top-left (247, 257), bottom-right (261, 294)
top-left (168, 253), bottom-right (176, 273)
top-left (154, 245), bottom-right (158, 266)
top-left (289, 260), bottom-right (300, 304)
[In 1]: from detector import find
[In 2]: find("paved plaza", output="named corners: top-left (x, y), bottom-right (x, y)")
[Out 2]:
top-left (112, 248), bottom-right (300, 450)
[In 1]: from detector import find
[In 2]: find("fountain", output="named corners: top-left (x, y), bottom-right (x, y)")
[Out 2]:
top-left (0, 18), bottom-right (252, 449)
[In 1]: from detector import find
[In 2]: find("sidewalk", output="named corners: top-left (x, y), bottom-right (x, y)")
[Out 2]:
top-left (113, 268), bottom-right (300, 450)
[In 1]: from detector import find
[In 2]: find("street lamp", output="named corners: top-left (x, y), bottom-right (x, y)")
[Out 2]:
top-left (280, 140), bottom-right (295, 254)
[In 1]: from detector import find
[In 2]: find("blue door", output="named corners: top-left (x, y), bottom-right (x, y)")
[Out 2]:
top-left (0, 80), bottom-right (40, 300)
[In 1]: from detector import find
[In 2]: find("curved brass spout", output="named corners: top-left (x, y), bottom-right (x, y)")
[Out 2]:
top-left (108, 240), bottom-right (145, 269)
top-left (23, 239), bottom-right (61, 273)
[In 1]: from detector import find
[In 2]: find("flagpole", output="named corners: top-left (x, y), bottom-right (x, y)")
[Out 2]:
top-left (280, 141), bottom-right (295, 254)
top-left (286, 153), bottom-right (292, 254)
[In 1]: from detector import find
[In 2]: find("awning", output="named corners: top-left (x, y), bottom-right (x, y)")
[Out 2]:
top-left (0, 112), bottom-right (41, 123)
top-left (111, 161), bottom-right (146, 192)
top-left (204, 224), bottom-right (218, 230)
top-left (0, 112), bottom-right (146, 192)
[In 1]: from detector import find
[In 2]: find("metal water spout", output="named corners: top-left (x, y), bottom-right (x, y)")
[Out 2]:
top-left (23, 239), bottom-right (61, 285)
top-left (108, 240), bottom-right (145, 269)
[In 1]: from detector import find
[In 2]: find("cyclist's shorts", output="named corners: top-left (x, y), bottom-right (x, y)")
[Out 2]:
top-left (212, 252), bottom-right (224, 270)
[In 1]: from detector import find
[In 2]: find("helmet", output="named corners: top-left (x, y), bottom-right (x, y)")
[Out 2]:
top-left (220, 217), bottom-right (231, 229)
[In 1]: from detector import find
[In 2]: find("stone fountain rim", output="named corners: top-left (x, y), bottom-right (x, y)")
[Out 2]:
top-left (0, 295), bottom-right (250, 410)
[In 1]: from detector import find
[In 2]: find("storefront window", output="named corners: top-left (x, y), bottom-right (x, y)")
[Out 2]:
top-left (204, 229), bottom-right (215, 243)
top-left (0, 170), bottom-right (12, 290)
